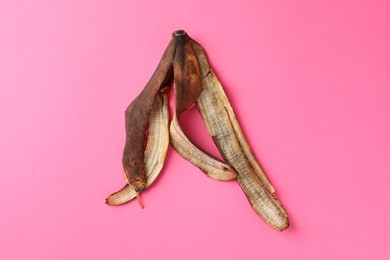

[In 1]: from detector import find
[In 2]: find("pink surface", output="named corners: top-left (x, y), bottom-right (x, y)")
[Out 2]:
top-left (1, 1), bottom-right (390, 259)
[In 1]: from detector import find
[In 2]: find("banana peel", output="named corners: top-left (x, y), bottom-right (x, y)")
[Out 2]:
top-left (106, 91), bottom-right (169, 206)
top-left (106, 30), bottom-right (289, 231)
top-left (121, 38), bottom-right (174, 195)
top-left (191, 39), bottom-right (289, 231)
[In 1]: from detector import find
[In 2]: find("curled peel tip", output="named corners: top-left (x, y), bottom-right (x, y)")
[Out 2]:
top-left (276, 222), bottom-right (289, 232)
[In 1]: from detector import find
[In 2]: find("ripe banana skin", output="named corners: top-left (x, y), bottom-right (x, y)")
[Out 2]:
top-left (106, 92), bottom-right (169, 206)
top-left (170, 114), bottom-right (237, 181)
top-left (122, 38), bottom-right (174, 193)
top-left (172, 30), bottom-right (203, 116)
top-left (190, 39), bottom-right (289, 231)
top-left (107, 30), bottom-right (289, 232)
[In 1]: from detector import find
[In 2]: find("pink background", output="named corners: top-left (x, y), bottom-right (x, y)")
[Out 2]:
top-left (1, 1), bottom-right (390, 259)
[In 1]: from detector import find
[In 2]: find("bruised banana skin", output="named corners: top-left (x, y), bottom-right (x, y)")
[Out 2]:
top-left (122, 37), bottom-right (175, 194)
top-left (170, 114), bottom-right (237, 181)
top-left (106, 92), bottom-right (169, 206)
top-left (191, 40), bottom-right (289, 231)
top-left (172, 30), bottom-right (203, 116)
